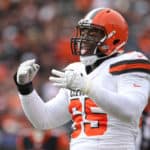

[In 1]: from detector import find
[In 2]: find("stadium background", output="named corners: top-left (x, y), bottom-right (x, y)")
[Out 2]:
top-left (0, 0), bottom-right (149, 149)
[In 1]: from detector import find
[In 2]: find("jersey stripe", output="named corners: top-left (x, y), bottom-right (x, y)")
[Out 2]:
top-left (110, 59), bottom-right (150, 75)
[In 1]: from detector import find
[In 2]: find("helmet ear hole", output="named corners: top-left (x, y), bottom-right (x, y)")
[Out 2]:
top-left (113, 39), bottom-right (120, 45)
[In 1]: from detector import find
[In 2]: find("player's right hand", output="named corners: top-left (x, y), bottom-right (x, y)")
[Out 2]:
top-left (16, 59), bottom-right (40, 85)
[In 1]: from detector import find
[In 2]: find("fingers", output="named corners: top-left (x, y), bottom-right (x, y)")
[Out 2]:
top-left (49, 76), bottom-right (65, 83)
top-left (49, 68), bottom-right (86, 91)
top-left (20, 59), bottom-right (35, 67)
top-left (52, 83), bottom-right (66, 88)
top-left (17, 72), bottom-right (28, 84)
top-left (17, 59), bottom-right (40, 85)
top-left (49, 69), bottom-right (67, 88)
top-left (51, 69), bottom-right (65, 77)
top-left (19, 59), bottom-right (39, 72)
top-left (49, 76), bottom-right (66, 88)
top-left (32, 64), bottom-right (40, 72)
top-left (50, 69), bottom-right (67, 83)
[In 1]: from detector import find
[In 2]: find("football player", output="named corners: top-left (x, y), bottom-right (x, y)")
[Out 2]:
top-left (14, 8), bottom-right (150, 150)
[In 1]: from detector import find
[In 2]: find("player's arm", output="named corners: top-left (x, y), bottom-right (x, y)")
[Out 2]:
top-left (14, 59), bottom-right (71, 130)
top-left (85, 58), bottom-right (150, 122)
top-left (87, 72), bottom-right (150, 122)
top-left (19, 89), bottom-right (71, 129)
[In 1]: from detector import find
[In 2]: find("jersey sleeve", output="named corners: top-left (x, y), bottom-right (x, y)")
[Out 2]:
top-left (88, 73), bottom-right (150, 122)
top-left (87, 53), bottom-right (150, 122)
top-left (19, 88), bottom-right (71, 129)
top-left (117, 72), bottom-right (150, 116)
top-left (109, 59), bottom-right (150, 75)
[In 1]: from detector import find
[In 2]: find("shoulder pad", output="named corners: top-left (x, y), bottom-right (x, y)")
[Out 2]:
top-left (109, 52), bottom-right (150, 75)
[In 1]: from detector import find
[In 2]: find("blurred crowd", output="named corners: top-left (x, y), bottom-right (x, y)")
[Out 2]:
top-left (0, 0), bottom-right (150, 150)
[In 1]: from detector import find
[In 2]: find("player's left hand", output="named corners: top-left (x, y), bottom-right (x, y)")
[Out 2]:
top-left (49, 69), bottom-right (90, 93)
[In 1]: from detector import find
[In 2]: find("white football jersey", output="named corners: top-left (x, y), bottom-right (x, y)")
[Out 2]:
top-left (19, 51), bottom-right (150, 150)
top-left (64, 51), bottom-right (150, 149)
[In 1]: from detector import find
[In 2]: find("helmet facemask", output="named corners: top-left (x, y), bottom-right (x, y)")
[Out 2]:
top-left (71, 24), bottom-right (107, 58)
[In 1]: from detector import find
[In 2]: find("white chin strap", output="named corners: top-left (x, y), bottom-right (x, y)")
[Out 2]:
top-left (80, 55), bottom-right (99, 66)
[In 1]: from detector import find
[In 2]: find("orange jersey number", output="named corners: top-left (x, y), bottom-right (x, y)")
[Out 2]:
top-left (69, 98), bottom-right (108, 138)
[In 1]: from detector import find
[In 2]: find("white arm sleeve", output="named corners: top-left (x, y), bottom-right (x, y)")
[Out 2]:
top-left (88, 73), bottom-right (150, 122)
top-left (19, 89), bottom-right (71, 129)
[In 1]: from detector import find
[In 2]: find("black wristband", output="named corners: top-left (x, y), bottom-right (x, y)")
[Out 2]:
top-left (14, 73), bottom-right (33, 95)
